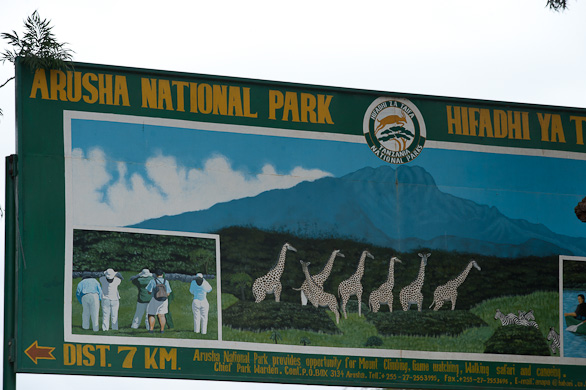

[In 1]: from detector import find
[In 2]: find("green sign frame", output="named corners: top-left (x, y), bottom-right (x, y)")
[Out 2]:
top-left (4, 60), bottom-right (586, 389)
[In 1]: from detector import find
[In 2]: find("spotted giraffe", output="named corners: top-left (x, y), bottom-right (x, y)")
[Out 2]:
top-left (299, 260), bottom-right (340, 324)
top-left (293, 249), bottom-right (344, 306)
top-left (252, 242), bottom-right (297, 303)
top-left (338, 250), bottom-right (374, 319)
top-left (399, 253), bottom-right (430, 311)
top-left (429, 260), bottom-right (481, 311)
top-left (369, 256), bottom-right (401, 313)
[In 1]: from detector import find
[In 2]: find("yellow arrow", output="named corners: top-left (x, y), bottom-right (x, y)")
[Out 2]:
top-left (25, 341), bottom-right (56, 364)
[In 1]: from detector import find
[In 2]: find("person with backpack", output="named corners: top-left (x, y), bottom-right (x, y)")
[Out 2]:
top-left (189, 273), bottom-right (213, 334)
top-left (145, 269), bottom-right (172, 333)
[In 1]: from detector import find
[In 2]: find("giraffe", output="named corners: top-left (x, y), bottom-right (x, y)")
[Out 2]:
top-left (293, 249), bottom-right (345, 306)
top-left (338, 250), bottom-right (374, 319)
top-left (252, 242), bottom-right (297, 303)
top-left (299, 260), bottom-right (340, 324)
top-left (399, 253), bottom-right (430, 311)
top-left (428, 260), bottom-right (481, 311)
top-left (368, 256), bottom-right (402, 313)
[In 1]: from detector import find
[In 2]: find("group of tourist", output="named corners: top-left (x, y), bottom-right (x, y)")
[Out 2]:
top-left (75, 268), bottom-right (212, 334)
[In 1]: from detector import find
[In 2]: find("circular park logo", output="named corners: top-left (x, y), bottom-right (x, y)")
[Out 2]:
top-left (363, 97), bottom-right (426, 164)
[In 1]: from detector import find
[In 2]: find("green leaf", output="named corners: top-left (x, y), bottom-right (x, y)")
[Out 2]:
top-left (1, 10), bottom-right (73, 70)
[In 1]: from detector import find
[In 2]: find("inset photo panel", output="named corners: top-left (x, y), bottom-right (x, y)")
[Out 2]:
top-left (68, 227), bottom-right (221, 343)
top-left (561, 256), bottom-right (586, 358)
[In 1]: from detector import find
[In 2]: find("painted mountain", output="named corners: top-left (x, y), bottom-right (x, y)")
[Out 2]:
top-left (133, 165), bottom-right (586, 258)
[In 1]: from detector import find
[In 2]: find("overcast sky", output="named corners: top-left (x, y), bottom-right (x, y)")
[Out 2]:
top-left (2, 0), bottom-right (586, 388)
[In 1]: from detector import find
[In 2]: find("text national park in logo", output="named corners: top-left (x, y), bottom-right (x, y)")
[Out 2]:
top-left (364, 97), bottom-right (427, 164)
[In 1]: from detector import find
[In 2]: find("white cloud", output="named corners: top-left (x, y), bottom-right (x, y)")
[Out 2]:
top-left (71, 148), bottom-right (332, 227)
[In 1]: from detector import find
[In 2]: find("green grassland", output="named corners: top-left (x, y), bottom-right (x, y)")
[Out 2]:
top-left (471, 291), bottom-right (559, 356)
top-left (470, 291), bottom-right (559, 338)
top-left (71, 271), bottom-right (218, 339)
top-left (71, 272), bottom-right (559, 355)
top-left (222, 291), bottom-right (559, 355)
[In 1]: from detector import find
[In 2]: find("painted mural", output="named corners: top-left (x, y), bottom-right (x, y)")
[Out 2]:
top-left (67, 115), bottom-right (586, 359)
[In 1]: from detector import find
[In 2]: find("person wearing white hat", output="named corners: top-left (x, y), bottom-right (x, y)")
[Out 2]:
top-left (189, 273), bottom-right (213, 334)
top-left (99, 268), bottom-right (122, 331)
top-left (130, 269), bottom-right (153, 329)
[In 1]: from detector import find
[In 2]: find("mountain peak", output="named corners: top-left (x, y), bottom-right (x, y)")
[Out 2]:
top-left (134, 164), bottom-right (586, 258)
top-left (341, 165), bottom-right (437, 186)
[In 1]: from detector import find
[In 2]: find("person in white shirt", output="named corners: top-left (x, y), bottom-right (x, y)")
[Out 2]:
top-left (76, 272), bottom-right (102, 331)
top-left (189, 273), bottom-right (213, 334)
top-left (99, 268), bottom-right (122, 331)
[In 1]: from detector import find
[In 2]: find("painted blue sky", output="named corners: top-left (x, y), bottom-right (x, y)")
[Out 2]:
top-left (71, 118), bottom-right (586, 237)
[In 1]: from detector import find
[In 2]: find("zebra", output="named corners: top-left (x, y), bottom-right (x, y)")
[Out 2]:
top-left (518, 310), bottom-right (535, 321)
top-left (526, 320), bottom-right (539, 328)
top-left (494, 309), bottom-right (518, 326)
top-left (547, 327), bottom-right (560, 355)
top-left (517, 309), bottom-right (539, 328)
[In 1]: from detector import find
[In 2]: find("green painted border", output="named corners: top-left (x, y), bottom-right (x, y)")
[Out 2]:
top-left (7, 59), bottom-right (586, 389)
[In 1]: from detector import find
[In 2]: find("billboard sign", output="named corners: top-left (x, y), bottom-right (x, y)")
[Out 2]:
top-left (5, 61), bottom-right (586, 388)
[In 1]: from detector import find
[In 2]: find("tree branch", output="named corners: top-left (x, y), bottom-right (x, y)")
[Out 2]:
top-left (0, 76), bottom-right (15, 89)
